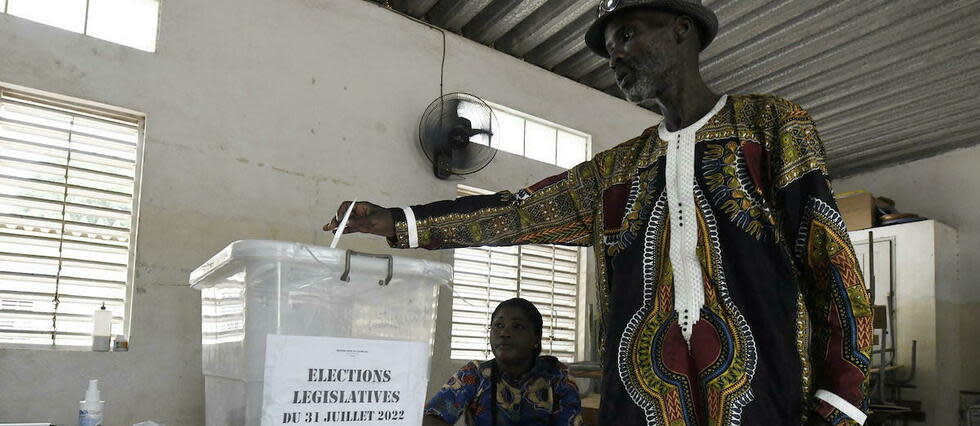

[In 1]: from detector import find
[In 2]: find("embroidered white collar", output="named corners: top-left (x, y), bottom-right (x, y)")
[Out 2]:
top-left (660, 94), bottom-right (728, 344)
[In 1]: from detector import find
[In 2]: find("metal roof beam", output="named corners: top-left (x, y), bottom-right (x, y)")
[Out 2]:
top-left (552, 49), bottom-right (605, 81)
top-left (463, 0), bottom-right (549, 45)
top-left (426, 0), bottom-right (495, 32)
top-left (726, 1), bottom-right (976, 95)
top-left (829, 109), bottom-right (980, 162)
top-left (802, 41), bottom-right (980, 121)
top-left (831, 135), bottom-right (980, 178)
top-left (495, 0), bottom-right (594, 57)
top-left (524, 11), bottom-right (593, 69)
top-left (390, 0), bottom-right (440, 18)
top-left (831, 121), bottom-right (980, 173)
top-left (820, 71), bottom-right (980, 144)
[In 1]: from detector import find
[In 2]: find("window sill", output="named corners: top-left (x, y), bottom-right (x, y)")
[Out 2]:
top-left (0, 343), bottom-right (131, 353)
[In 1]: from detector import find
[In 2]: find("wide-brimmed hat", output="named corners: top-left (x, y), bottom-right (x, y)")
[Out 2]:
top-left (585, 0), bottom-right (719, 57)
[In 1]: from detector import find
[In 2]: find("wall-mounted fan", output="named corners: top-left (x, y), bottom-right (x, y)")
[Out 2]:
top-left (419, 92), bottom-right (498, 179)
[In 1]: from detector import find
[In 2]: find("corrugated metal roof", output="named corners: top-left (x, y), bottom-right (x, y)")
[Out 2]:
top-left (373, 0), bottom-right (980, 177)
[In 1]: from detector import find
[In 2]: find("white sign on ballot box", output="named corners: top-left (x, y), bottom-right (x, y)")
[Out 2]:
top-left (262, 335), bottom-right (430, 426)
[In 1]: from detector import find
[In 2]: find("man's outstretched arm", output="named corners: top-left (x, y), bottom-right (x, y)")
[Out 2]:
top-left (325, 160), bottom-right (602, 250)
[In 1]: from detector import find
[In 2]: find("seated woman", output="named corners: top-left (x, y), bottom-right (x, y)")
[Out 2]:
top-left (423, 297), bottom-right (582, 426)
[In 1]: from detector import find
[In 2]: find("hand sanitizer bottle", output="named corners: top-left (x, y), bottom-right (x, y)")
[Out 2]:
top-left (79, 379), bottom-right (104, 426)
top-left (92, 304), bottom-right (112, 352)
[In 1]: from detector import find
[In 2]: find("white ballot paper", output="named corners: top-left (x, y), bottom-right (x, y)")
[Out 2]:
top-left (262, 335), bottom-right (429, 426)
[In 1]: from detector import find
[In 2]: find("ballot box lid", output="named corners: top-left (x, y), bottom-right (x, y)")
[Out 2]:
top-left (188, 240), bottom-right (452, 290)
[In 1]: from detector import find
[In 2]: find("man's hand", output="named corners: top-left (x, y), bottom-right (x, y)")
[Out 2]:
top-left (322, 201), bottom-right (396, 238)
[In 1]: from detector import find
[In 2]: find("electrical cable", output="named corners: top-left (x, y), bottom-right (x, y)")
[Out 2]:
top-left (440, 28), bottom-right (446, 100)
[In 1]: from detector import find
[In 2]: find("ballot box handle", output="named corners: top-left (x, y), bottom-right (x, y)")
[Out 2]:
top-left (340, 250), bottom-right (394, 286)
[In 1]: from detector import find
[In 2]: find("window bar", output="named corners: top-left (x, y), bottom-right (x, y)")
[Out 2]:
top-left (579, 136), bottom-right (585, 166)
top-left (50, 115), bottom-right (76, 345)
top-left (83, 0), bottom-right (91, 35)
top-left (547, 246), bottom-right (556, 355)
top-left (575, 249), bottom-right (581, 357)
top-left (488, 109), bottom-right (495, 150)
top-left (1, 92), bottom-right (140, 126)
top-left (0, 113), bottom-right (139, 147)
top-left (516, 246), bottom-right (524, 299)
top-left (484, 247), bottom-right (492, 359)
top-left (521, 118), bottom-right (527, 157)
top-left (554, 131), bottom-right (559, 166)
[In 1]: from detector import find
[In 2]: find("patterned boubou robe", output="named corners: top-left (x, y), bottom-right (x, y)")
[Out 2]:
top-left (389, 94), bottom-right (872, 426)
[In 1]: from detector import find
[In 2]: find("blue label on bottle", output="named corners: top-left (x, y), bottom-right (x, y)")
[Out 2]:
top-left (79, 410), bottom-right (103, 426)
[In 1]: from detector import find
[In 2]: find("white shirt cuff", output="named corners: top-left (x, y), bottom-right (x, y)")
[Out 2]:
top-left (401, 207), bottom-right (418, 248)
top-left (815, 389), bottom-right (867, 424)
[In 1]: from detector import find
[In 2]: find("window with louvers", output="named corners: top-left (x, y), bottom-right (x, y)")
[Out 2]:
top-left (483, 102), bottom-right (591, 170)
top-left (450, 185), bottom-right (584, 363)
top-left (1, 0), bottom-right (161, 52)
top-left (0, 86), bottom-right (141, 348)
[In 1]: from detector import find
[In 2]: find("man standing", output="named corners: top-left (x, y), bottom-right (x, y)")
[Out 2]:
top-left (325, 1), bottom-right (872, 424)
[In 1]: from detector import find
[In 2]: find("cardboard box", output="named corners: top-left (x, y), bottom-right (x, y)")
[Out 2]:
top-left (835, 191), bottom-right (877, 231)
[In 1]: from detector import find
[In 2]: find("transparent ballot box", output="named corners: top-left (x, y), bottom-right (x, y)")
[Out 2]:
top-left (189, 241), bottom-right (452, 426)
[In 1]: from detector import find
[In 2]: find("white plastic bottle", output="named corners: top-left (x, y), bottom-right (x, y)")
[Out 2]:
top-left (92, 304), bottom-right (111, 352)
top-left (79, 379), bottom-right (104, 426)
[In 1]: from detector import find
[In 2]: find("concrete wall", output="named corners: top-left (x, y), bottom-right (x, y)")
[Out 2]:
top-left (835, 145), bottom-right (980, 407)
top-left (0, 0), bottom-right (656, 424)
